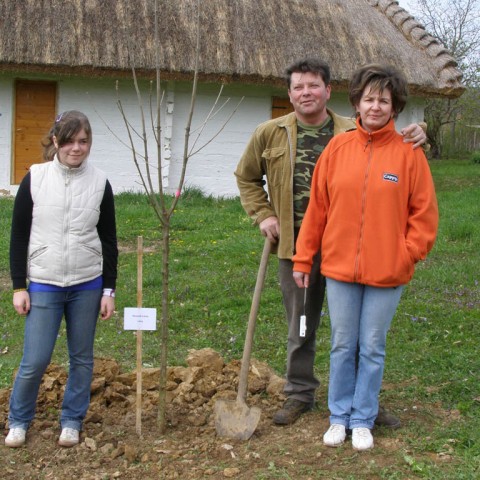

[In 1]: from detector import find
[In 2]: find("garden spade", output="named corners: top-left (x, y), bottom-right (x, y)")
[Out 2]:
top-left (214, 238), bottom-right (272, 440)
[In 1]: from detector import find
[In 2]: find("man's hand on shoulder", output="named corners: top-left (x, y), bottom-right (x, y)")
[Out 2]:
top-left (401, 122), bottom-right (427, 150)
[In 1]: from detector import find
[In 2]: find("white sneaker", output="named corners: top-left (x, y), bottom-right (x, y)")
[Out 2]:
top-left (58, 427), bottom-right (80, 447)
top-left (352, 427), bottom-right (374, 450)
top-left (323, 424), bottom-right (346, 447)
top-left (5, 427), bottom-right (27, 448)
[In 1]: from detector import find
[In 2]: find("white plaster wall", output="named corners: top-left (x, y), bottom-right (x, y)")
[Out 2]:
top-left (0, 77), bottom-right (14, 195)
top-left (398, 98), bottom-right (425, 130)
top-left (168, 88), bottom-right (426, 199)
top-left (0, 75), bottom-right (426, 198)
top-left (55, 78), bottom-right (163, 194)
top-left (167, 82), bottom-right (275, 198)
top-left (0, 75), bottom-right (164, 195)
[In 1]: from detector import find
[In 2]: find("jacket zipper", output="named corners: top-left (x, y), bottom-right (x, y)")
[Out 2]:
top-left (354, 137), bottom-right (373, 281)
top-left (63, 169), bottom-right (72, 284)
top-left (286, 125), bottom-right (295, 256)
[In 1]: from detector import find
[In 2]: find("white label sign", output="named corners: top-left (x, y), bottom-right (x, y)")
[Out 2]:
top-left (124, 308), bottom-right (157, 331)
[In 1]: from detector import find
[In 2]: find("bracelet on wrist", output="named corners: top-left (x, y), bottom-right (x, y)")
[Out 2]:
top-left (13, 288), bottom-right (27, 293)
top-left (102, 288), bottom-right (116, 298)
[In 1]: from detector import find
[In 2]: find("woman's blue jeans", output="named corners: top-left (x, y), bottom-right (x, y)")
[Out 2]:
top-left (8, 289), bottom-right (101, 431)
top-left (326, 278), bottom-right (403, 430)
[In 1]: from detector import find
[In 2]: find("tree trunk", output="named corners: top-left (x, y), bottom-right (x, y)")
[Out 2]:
top-left (157, 221), bottom-right (170, 432)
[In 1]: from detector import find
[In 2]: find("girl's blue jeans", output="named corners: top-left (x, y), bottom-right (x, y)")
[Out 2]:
top-left (8, 288), bottom-right (101, 431)
top-left (326, 278), bottom-right (403, 430)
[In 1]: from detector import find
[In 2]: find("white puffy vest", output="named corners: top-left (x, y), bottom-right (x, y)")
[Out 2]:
top-left (28, 158), bottom-right (107, 287)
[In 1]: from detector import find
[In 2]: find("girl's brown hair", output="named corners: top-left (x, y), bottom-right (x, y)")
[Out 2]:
top-left (42, 110), bottom-right (92, 161)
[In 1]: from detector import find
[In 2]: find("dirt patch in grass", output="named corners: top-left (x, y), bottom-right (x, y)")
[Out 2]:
top-left (1, 349), bottom-right (460, 479)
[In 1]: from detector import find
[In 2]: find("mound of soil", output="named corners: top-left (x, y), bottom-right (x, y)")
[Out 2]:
top-left (0, 348), bottom-right (458, 479)
top-left (1, 349), bottom-right (288, 479)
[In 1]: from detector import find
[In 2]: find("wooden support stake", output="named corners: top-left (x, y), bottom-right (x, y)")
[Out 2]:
top-left (136, 236), bottom-right (143, 436)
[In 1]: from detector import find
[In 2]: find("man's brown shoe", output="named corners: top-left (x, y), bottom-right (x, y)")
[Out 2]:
top-left (273, 398), bottom-right (314, 425)
top-left (374, 406), bottom-right (401, 429)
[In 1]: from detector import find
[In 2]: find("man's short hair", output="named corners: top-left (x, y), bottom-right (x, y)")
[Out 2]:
top-left (285, 58), bottom-right (331, 88)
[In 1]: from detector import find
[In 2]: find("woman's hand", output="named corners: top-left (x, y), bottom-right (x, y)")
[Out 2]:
top-left (13, 290), bottom-right (30, 315)
top-left (100, 296), bottom-right (115, 320)
top-left (293, 271), bottom-right (309, 289)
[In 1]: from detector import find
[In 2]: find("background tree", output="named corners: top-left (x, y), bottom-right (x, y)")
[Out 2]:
top-left (407, 0), bottom-right (480, 157)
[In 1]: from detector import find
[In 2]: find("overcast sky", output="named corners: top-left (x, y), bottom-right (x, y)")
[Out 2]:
top-left (397, 1), bottom-right (414, 12)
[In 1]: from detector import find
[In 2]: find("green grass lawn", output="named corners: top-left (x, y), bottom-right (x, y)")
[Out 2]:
top-left (0, 159), bottom-right (479, 478)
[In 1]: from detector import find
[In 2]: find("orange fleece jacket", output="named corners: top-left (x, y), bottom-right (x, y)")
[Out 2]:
top-left (293, 118), bottom-right (439, 287)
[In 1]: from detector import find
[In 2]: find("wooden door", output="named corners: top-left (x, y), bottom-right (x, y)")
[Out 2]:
top-left (271, 96), bottom-right (294, 119)
top-left (13, 80), bottom-right (57, 184)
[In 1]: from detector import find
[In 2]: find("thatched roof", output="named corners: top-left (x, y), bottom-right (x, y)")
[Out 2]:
top-left (0, 0), bottom-right (464, 98)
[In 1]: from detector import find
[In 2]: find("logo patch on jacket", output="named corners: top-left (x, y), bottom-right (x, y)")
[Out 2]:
top-left (383, 173), bottom-right (398, 183)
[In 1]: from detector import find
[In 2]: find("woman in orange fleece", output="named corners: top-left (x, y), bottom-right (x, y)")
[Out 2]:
top-left (292, 64), bottom-right (438, 451)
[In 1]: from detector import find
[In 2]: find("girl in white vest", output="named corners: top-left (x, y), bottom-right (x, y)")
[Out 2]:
top-left (5, 111), bottom-right (118, 448)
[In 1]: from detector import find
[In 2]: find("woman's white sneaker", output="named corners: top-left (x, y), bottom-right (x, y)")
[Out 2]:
top-left (323, 424), bottom-right (346, 447)
top-left (352, 427), bottom-right (374, 450)
top-left (5, 427), bottom-right (27, 448)
top-left (58, 427), bottom-right (80, 447)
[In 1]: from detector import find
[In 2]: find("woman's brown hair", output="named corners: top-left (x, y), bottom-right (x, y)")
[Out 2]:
top-left (348, 64), bottom-right (408, 118)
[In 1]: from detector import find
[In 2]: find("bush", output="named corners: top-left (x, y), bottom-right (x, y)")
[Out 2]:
top-left (471, 151), bottom-right (480, 164)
